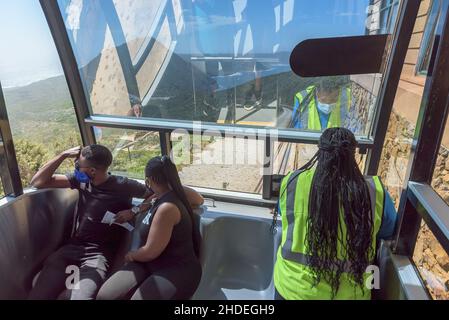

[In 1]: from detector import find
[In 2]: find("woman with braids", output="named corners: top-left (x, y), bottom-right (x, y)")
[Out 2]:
top-left (273, 127), bottom-right (397, 300)
top-left (97, 155), bottom-right (203, 300)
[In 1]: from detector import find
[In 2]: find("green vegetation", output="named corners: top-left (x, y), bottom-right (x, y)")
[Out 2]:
top-left (1, 76), bottom-right (82, 191)
top-left (0, 75), bottom-right (159, 194)
top-left (99, 128), bottom-right (161, 179)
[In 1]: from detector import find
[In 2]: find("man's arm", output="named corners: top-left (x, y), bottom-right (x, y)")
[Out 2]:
top-left (115, 184), bottom-right (204, 224)
top-left (126, 179), bottom-right (203, 208)
top-left (183, 185), bottom-right (204, 208)
top-left (30, 146), bottom-right (80, 189)
top-left (114, 190), bottom-right (157, 224)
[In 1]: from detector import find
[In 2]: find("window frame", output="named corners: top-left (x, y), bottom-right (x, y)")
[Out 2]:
top-left (379, 0), bottom-right (402, 34)
top-left (0, 83), bottom-right (23, 197)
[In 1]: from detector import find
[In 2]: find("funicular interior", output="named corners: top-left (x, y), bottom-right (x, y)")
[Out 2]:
top-left (0, 0), bottom-right (448, 300)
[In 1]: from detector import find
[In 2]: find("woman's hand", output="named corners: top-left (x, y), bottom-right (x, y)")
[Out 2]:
top-left (125, 251), bottom-right (136, 263)
top-left (126, 104), bottom-right (142, 117)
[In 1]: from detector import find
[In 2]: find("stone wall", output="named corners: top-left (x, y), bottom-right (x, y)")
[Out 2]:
top-left (432, 149), bottom-right (449, 203)
top-left (378, 111), bottom-right (415, 206)
top-left (414, 223), bottom-right (449, 299)
top-left (378, 110), bottom-right (449, 300)
top-left (347, 81), bottom-right (375, 136)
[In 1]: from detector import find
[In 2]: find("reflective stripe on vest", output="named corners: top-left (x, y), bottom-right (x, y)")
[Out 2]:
top-left (279, 169), bottom-right (384, 272)
top-left (293, 86), bottom-right (351, 130)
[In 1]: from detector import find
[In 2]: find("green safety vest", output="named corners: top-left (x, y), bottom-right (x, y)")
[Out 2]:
top-left (293, 85), bottom-right (352, 130)
top-left (273, 168), bottom-right (385, 300)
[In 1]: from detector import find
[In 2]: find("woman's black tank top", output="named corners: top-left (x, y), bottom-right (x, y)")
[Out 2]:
top-left (137, 191), bottom-right (199, 267)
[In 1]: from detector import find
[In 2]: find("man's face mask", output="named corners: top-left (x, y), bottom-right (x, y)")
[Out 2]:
top-left (316, 101), bottom-right (335, 115)
top-left (74, 160), bottom-right (93, 184)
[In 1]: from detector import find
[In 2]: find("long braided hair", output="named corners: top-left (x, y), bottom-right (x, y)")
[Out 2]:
top-left (298, 127), bottom-right (373, 297)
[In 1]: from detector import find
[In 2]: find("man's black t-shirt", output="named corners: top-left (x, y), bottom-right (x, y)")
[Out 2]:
top-left (66, 173), bottom-right (147, 247)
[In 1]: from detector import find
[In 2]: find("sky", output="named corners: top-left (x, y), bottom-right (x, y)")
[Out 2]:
top-left (0, 0), bottom-right (63, 88)
top-left (0, 0), bottom-right (374, 89)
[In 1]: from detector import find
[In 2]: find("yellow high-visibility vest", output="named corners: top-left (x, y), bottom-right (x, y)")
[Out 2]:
top-left (274, 168), bottom-right (385, 299)
top-left (292, 85), bottom-right (351, 130)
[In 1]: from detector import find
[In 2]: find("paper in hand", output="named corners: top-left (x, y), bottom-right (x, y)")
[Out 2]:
top-left (101, 211), bottom-right (134, 232)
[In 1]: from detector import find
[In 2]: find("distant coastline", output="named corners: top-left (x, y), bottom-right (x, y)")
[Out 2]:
top-left (2, 72), bottom-right (64, 90)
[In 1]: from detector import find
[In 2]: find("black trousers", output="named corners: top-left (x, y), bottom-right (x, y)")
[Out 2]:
top-left (97, 260), bottom-right (202, 300)
top-left (28, 242), bottom-right (112, 300)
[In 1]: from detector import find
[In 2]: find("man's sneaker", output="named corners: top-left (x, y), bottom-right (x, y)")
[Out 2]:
top-left (243, 98), bottom-right (262, 111)
top-left (243, 104), bottom-right (255, 111)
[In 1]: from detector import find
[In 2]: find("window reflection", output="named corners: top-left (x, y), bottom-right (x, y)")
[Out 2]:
top-left (370, 0), bottom-right (401, 35)
top-left (58, 0), bottom-right (401, 137)
top-left (416, 0), bottom-right (442, 75)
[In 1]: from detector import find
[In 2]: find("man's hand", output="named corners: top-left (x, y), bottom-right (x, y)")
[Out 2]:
top-left (62, 146), bottom-right (82, 159)
top-left (125, 251), bottom-right (136, 263)
top-left (30, 146), bottom-right (80, 189)
top-left (145, 191), bottom-right (158, 202)
top-left (114, 209), bottom-right (134, 224)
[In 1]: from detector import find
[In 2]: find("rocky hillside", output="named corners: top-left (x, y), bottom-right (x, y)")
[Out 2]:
top-left (379, 110), bottom-right (449, 300)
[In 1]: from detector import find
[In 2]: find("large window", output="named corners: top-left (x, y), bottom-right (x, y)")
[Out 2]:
top-left (0, 1), bottom-right (82, 187)
top-left (389, 0), bottom-right (449, 301)
top-left (377, 0), bottom-right (434, 206)
top-left (57, 0), bottom-right (402, 139)
top-left (375, 3), bottom-right (449, 301)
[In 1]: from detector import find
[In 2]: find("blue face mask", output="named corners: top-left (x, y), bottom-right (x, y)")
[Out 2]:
top-left (74, 168), bottom-right (91, 184)
top-left (316, 100), bottom-right (335, 115)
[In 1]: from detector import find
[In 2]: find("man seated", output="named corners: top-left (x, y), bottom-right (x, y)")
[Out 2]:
top-left (28, 144), bottom-right (202, 300)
